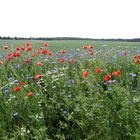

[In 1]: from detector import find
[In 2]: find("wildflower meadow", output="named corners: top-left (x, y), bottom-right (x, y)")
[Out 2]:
top-left (0, 39), bottom-right (140, 139)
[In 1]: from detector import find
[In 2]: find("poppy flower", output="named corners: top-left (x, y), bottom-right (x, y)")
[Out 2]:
top-left (42, 49), bottom-right (48, 54)
top-left (0, 61), bottom-right (3, 64)
top-left (13, 52), bottom-right (21, 57)
top-left (25, 59), bottom-right (31, 63)
top-left (134, 55), bottom-right (137, 59)
top-left (82, 71), bottom-right (89, 77)
top-left (19, 81), bottom-right (25, 86)
top-left (69, 58), bottom-right (75, 64)
top-left (13, 86), bottom-right (21, 92)
top-left (43, 43), bottom-right (48, 47)
top-left (8, 53), bottom-right (14, 57)
top-left (20, 46), bottom-right (24, 50)
top-left (26, 47), bottom-right (32, 52)
top-left (27, 92), bottom-right (33, 96)
top-left (7, 56), bottom-right (13, 61)
top-left (61, 50), bottom-right (66, 55)
top-left (31, 53), bottom-right (36, 57)
top-left (134, 54), bottom-right (140, 64)
top-left (134, 59), bottom-right (140, 64)
top-left (39, 47), bottom-right (43, 50)
top-left (88, 45), bottom-right (94, 49)
top-left (25, 42), bottom-right (30, 47)
top-left (95, 68), bottom-right (102, 74)
top-left (82, 45), bottom-right (87, 49)
top-left (112, 70), bottom-right (121, 77)
top-left (34, 74), bottom-right (42, 80)
top-left (3, 45), bottom-right (9, 50)
top-left (88, 50), bottom-right (94, 55)
top-left (59, 58), bottom-right (65, 63)
top-left (134, 54), bottom-right (140, 59)
top-left (36, 50), bottom-right (41, 54)
top-left (137, 54), bottom-right (140, 59)
top-left (48, 51), bottom-right (53, 56)
top-left (36, 62), bottom-right (43, 66)
top-left (104, 74), bottom-right (111, 82)
top-left (15, 47), bottom-right (20, 51)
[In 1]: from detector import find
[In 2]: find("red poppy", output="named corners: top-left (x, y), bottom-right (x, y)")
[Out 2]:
top-left (31, 53), bottom-right (36, 57)
top-left (59, 58), bottom-right (65, 63)
top-left (25, 59), bottom-right (31, 63)
top-left (0, 61), bottom-right (3, 64)
top-left (134, 55), bottom-right (137, 59)
top-left (15, 46), bottom-right (24, 51)
top-left (69, 58), bottom-right (75, 64)
top-left (82, 45), bottom-right (87, 49)
top-left (36, 50), bottom-right (41, 54)
top-left (112, 70), bottom-right (121, 77)
top-left (88, 50), bottom-right (94, 55)
top-left (13, 86), bottom-right (21, 92)
top-left (20, 46), bottom-right (24, 50)
top-left (61, 50), bottom-right (66, 55)
top-left (13, 52), bottom-right (21, 57)
top-left (15, 47), bottom-right (20, 51)
top-left (26, 47), bottom-right (32, 52)
top-left (34, 74), bottom-right (42, 80)
top-left (43, 43), bottom-right (48, 47)
top-left (7, 56), bottom-right (13, 61)
top-left (8, 53), bottom-right (14, 57)
top-left (7, 53), bottom-right (14, 60)
top-left (38, 47), bottom-right (43, 50)
top-left (19, 81), bottom-right (25, 86)
top-left (27, 92), bottom-right (33, 96)
top-left (82, 71), bottom-right (89, 77)
top-left (134, 59), bottom-right (140, 64)
top-left (48, 51), bottom-right (53, 56)
top-left (25, 42), bottom-right (30, 47)
top-left (134, 54), bottom-right (140, 64)
top-left (88, 45), bottom-right (94, 49)
top-left (137, 54), bottom-right (140, 59)
top-left (3, 45), bottom-right (9, 50)
top-left (36, 62), bottom-right (43, 66)
top-left (42, 49), bottom-right (48, 54)
top-left (104, 74), bottom-right (111, 82)
top-left (95, 68), bottom-right (102, 74)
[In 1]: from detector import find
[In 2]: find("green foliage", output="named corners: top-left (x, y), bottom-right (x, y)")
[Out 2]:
top-left (0, 40), bottom-right (140, 139)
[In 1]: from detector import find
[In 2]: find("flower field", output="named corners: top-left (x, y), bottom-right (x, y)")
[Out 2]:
top-left (0, 40), bottom-right (140, 139)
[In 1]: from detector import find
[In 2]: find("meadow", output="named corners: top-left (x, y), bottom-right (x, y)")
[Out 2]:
top-left (0, 39), bottom-right (140, 140)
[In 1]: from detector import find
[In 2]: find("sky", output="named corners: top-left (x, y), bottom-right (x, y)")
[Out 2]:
top-left (0, 0), bottom-right (140, 39)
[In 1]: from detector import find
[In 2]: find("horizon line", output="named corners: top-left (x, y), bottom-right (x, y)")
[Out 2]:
top-left (1, 36), bottom-right (140, 40)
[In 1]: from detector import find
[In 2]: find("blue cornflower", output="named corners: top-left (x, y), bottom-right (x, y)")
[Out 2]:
top-left (12, 112), bottom-right (19, 118)
top-left (14, 64), bottom-right (21, 69)
top-left (26, 76), bottom-right (33, 80)
top-left (63, 109), bottom-right (68, 115)
top-left (129, 73), bottom-right (137, 77)
top-left (12, 80), bottom-right (19, 84)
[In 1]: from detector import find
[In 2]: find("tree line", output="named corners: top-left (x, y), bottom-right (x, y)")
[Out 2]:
top-left (0, 36), bottom-right (140, 42)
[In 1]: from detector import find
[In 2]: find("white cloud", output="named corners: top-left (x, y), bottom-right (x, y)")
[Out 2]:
top-left (0, 0), bottom-right (140, 38)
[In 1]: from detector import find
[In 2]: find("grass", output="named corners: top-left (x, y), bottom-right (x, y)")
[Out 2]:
top-left (1, 39), bottom-right (140, 50)
top-left (0, 39), bottom-right (140, 139)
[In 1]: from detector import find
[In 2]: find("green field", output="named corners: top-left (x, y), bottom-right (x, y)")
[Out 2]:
top-left (1, 39), bottom-right (140, 51)
top-left (0, 39), bottom-right (140, 139)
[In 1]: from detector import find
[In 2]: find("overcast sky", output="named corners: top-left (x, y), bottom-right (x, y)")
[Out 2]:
top-left (0, 0), bottom-right (140, 39)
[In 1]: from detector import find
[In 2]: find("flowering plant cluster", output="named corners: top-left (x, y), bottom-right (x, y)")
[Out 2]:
top-left (0, 40), bottom-right (140, 139)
